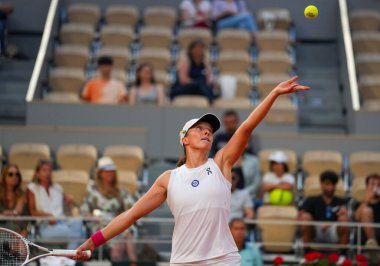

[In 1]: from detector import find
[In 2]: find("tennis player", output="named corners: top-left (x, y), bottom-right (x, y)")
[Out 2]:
top-left (75, 76), bottom-right (309, 265)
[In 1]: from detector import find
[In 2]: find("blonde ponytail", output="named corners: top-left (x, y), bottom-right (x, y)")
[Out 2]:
top-left (177, 149), bottom-right (187, 167)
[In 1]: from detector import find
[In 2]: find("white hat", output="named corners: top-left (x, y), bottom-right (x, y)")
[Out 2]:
top-left (179, 113), bottom-right (220, 146)
top-left (269, 151), bottom-right (288, 163)
top-left (98, 156), bottom-right (117, 171)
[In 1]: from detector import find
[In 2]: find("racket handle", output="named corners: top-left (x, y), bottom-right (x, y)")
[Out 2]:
top-left (52, 249), bottom-right (91, 258)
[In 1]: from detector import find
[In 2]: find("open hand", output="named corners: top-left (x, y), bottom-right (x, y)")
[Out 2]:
top-left (273, 76), bottom-right (310, 96)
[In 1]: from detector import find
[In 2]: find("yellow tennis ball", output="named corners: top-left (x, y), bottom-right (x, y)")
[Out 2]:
top-left (304, 5), bottom-right (318, 19)
top-left (269, 189), bottom-right (294, 205)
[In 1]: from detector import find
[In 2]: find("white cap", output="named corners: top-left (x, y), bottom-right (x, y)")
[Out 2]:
top-left (269, 151), bottom-right (288, 163)
top-left (98, 156), bottom-right (117, 171)
top-left (179, 113), bottom-right (220, 146)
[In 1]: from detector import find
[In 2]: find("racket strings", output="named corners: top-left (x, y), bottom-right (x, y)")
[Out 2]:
top-left (0, 230), bottom-right (28, 266)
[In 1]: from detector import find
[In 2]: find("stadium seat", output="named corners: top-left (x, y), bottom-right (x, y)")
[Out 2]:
top-left (101, 25), bottom-right (134, 47)
top-left (256, 30), bottom-right (289, 52)
top-left (49, 67), bottom-right (85, 93)
top-left (103, 145), bottom-right (144, 173)
top-left (140, 26), bottom-right (173, 49)
top-left (213, 98), bottom-right (251, 109)
top-left (257, 8), bottom-right (292, 30)
top-left (44, 92), bottom-right (81, 103)
top-left (136, 48), bottom-right (171, 71)
top-left (349, 151), bottom-right (380, 178)
top-left (67, 3), bottom-right (100, 27)
top-left (105, 5), bottom-right (139, 27)
top-left (356, 53), bottom-right (380, 75)
top-left (53, 170), bottom-right (90, 205)
top-left (302, 150), bottom-right (343, 176)
top-left (257, 205), bottom-right (298, 252)
top-left (359, 75), bottom-right (380, 100)
top-left (257, 73), bottom-right (291, 97)
top-left (96, 46), bottom-right (131, 70)
top-left (352, 32), bottom-right (380, 53)
top-left (154, 70), bottom-right (170, 92)
top-left (92, 69), bottom-right (128, 84)
top-left (9, 143), bottom-right (51, 170)
top-left (303, 175), bottom-right (345, 198)
top-left (57, 144), bottom-right (98, 173)
top-left (217, 29), bottom-right (251, 51)
top-left (118, 170), bottom-right (139, 195)
top-left (178, 28), bottom-right (213, 49)
top-left (264, 97), bottom-right (297, 124)
top-left (60, 23), bottom-right (94, 46)
top-left (54, 44), bottom-right (89, 69)
top-left (350, 10), bottom-right (380, 32)
top-left (171, 95), bottom-right (210, 108)
top-left (217, 51), bottom-right (251, 73)
top-left (20, 169), bottom-right (34, 190)
top-left (362, 99), bottom-right (380, 111)
top-left (351, 176), bottom-right (366, 202)
top-left (258, 149), bottom-right (298, 174)
top-left (257, 51), bottom-right (292, 74)
top-left (143, 6), bottom-right (176, 28)
top-left (218, 72), bottom-right (252, 97)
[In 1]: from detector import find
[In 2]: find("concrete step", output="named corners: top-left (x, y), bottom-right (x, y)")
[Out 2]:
top-left (0, 69), bottom-right (32, 81)
top-left (0, 60), bottom-right (35, 70)
top-left (0, 81), bottom-right (29, 94)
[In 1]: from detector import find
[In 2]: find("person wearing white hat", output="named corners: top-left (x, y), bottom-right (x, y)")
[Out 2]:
top-left (262, 151), bottom-right (295, 205)
top-left (75, 76), bottom-right (309, 265)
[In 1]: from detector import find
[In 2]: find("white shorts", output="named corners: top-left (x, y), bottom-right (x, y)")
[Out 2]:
top-left (170, 252), bottom-right (241, 266)
top-left (315, 224), bottom-right (339, 243)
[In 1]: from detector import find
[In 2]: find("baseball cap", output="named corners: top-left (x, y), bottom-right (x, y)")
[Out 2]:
top-left (98, 156), bottom-right (117, 171)
top-left (179, 113), bottom-right (220, 146)
top-left (269, 151), bottom-right (288, 163)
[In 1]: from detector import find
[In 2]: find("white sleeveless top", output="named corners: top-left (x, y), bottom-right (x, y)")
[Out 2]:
top-left (28, 183), bottom-right (64, 217)
top-left (167, 159), bottom-right (238, 263)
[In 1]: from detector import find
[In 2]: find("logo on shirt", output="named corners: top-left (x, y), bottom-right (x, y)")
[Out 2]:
top-left (191, 179), bottom-right (200, 187)
top-left (206, 167), bottom-right (212, 175)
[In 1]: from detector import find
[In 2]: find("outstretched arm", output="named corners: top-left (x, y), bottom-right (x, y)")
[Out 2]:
top-left (215, 76), bottom-right (310, 178)
top-left (75, 171), bottom-right (170, 258)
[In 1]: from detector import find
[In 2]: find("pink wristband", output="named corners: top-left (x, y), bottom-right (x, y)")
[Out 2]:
top-left (91, 230), bottom-right (106, 247)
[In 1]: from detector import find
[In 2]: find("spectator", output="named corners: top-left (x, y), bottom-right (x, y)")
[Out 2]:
top-left (354, 174), bottom-right (380, 248)
top-left (0, 164), bottom-right (27, 234)
top-left (211, 0), bottom-right (257, 40)
top-left (170, 39), bottom-right (215, 103)
top-left (229, 218), bottom-right (263, 266)
top-left (81, 157), bottom-right (137, 262)
top-left (262, 151), bottom-right (295, 205)
top-left (82, 56), bottom-right (127, 104)
top-left (300, 171), bottom-right (349, 250)
top-left (230, 169), bottom-right (254, 220)
top-left (211, 110), bottom-right (239, 156)
top-left (27, 160), bottom-right (85, 249)
top-left (0, 2), bottom-right (13, 57)
top-left (129, 63), bottom-right (165, 106)
top-left (180, 0), bottom-right (211, 28)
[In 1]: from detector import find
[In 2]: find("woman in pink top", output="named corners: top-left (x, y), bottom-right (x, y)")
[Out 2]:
top-left (75, 76), bottom-right (309, 265)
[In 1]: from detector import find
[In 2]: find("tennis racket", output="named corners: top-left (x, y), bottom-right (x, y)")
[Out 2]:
top-left (0, 227), bottom-right (91, 266)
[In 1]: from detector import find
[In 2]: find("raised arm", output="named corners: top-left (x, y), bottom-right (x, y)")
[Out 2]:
top-left (75, 171), bottom-right (170, 257)
top-left (215, 76), bottom-right (309, 177)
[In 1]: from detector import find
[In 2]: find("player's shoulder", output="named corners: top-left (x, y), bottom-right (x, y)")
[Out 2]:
top-left (155, 170), bottom-right (172, 188)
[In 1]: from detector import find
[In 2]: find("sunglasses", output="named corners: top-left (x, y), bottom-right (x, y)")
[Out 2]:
top-left (8, 172), bottom-right (21, 177)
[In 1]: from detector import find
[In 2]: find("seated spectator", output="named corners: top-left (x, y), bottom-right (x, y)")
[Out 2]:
top-left (180, 0), bottom-right (211, 28)
top-left (82, 56), bottom-right (127, 104)
top-left (354, 174), bottom-right (380, 248)
top-left (262, 151), bottom-right (295, 205)
top-left (81, 157), bottom-right (137, 262)
top-left (230, 169), bottom-right (254, 220)
top-left (27, 160), bottom-right (85, 249)
top-left (211, 110), bottom-right (239, 156)
top-left (211, 0), bottom-right (257, 40)
top-left (229, 218), bottom-right (263, 266)
top-left (129, 63), bottom-right (165, 106)
top-left (170, 39), bottom-right (215, 103)
top-left (0, 164), bottom-right (27, 235)
top-left (0, 2), bottom-right (13, 57)
top-left (300, 171), bottom-right (349, 250)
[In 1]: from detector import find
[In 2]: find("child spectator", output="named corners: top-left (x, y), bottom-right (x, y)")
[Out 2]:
top-left (82, 56), bottom-right (127, 104)
top-left (300, 171), bottom-right (349, 250)
top-left (81, 157), bottom-right (137, 262)
top-left (180, 0), bottom-right (211, 28)
top-left (129, 63), bottom-right (165, 106)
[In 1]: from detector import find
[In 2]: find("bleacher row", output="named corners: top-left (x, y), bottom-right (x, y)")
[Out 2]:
top-left (351, 9), bottom-right (380, 111)
top-left (45, 3), bottom-right (296, 111)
